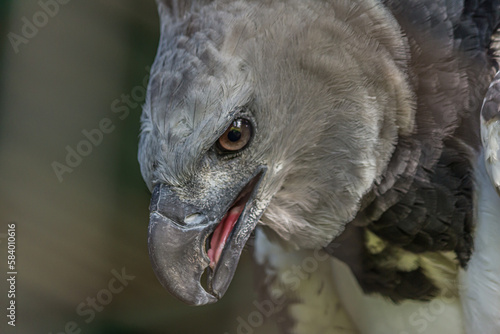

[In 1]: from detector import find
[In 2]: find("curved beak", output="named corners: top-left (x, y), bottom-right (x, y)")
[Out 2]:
top-left (148, 211), bottom-right (216, 305)
top-left (147, 169), bottom-right (265, 305)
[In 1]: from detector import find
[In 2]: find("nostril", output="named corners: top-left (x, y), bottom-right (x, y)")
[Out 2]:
top-left (185, 213), bottom-right (204, 225)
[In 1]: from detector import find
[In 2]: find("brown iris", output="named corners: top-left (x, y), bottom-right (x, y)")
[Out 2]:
top-left (217, 118), bottom-right (252, 152)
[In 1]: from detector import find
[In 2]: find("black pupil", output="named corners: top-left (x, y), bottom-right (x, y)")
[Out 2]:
top-left (227, 128), bottom-right (241, 142)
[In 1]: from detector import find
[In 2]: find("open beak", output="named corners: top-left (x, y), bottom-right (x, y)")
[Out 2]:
top-left (148, 168), bottom-right (265, 305)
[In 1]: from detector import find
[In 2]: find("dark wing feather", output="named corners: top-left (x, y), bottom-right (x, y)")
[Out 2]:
top-left (327, 0), bottom-right (500, 301)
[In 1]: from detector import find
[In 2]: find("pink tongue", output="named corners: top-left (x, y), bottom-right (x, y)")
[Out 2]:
top-left (207, 204), bottom-right (245, 269)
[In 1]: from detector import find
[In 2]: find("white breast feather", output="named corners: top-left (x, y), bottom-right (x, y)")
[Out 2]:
top-left (459, 154), bottom-right (500, 333)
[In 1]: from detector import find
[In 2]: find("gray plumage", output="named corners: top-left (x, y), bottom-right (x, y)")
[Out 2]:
top-left (138, 0), bottom-right (500, 332)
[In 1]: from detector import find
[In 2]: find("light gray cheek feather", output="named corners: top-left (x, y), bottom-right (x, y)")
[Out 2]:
top-left (459, 155), bottom-right (500, 334)
top-left (258, 152), bottom-right (378, 249)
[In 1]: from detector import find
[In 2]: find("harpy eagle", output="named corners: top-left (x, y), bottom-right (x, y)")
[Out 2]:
top-left (138, 0), bottom-right (500, 332)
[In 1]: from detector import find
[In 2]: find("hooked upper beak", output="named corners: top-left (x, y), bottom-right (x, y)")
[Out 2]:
top-left (147, 168), bottom-right (266, 305)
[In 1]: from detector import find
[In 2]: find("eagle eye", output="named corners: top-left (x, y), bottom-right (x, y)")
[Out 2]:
top-left (217, 118), bottom-right (252, 152)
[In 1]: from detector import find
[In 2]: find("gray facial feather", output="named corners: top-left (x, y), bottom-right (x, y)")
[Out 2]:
top-left (139, 0), bottom-right (416, 248)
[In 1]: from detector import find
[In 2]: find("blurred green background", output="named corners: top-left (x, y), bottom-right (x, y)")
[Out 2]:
top-left (0, 1), bottom-right (276, 333)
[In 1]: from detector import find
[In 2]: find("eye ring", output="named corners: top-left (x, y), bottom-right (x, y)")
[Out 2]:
top-left (217, 118), bottom-right (253, 153)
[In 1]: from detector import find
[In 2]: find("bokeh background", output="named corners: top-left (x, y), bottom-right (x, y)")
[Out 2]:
top-left (0, 1), bottom-right (276, 333)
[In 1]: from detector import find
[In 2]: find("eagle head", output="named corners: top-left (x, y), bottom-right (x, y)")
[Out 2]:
top-left (138, 0), bottom-right (414, 305)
